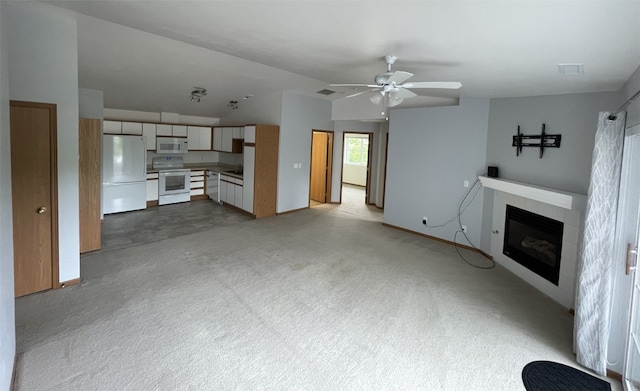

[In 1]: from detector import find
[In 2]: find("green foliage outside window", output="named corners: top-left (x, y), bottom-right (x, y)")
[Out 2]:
top-left (345, 137), bottom-right (369, 166)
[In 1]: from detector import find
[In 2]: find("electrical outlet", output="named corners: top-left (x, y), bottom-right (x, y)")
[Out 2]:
top-left (462, 225), bottom-right (467, 232)
top-left (422, 216), bottom-right (428, 225)
top-left (464, 180), bottom-right (469, 188)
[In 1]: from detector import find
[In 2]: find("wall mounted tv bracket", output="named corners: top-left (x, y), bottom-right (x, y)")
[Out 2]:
top-left (512, 124), bottom-right (561, 158)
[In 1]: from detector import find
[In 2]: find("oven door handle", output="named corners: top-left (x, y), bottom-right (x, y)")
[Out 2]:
top-left (161, 172), bottom-right (187, 177)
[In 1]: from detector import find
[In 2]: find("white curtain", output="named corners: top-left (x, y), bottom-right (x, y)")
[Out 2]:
top-left (574, 112), bottom-right (626, 375)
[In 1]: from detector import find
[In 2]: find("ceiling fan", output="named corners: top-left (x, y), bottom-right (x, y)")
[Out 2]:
top-left (330, 55), bottom-right (462, 114)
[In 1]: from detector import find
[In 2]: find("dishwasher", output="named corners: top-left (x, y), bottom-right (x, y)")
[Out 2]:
top-left (206, 170), bottom-right (221, 203)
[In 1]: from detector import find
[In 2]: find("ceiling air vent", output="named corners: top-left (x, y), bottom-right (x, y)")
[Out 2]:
top-left (317, 89), bottom-right (336, 96)
top-left (558, 64), bottom-right (584, 75)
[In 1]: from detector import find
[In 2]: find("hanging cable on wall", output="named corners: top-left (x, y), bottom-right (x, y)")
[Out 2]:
top-left (422, 175), bottom-right (495, 269)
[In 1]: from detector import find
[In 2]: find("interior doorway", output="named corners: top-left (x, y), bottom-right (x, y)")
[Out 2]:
top-left (10, 100), bottom-right (59, 297)
top-left (340, 132), bottom-right (373, 205)
top-left (309, 130), bottom-right (334, 205)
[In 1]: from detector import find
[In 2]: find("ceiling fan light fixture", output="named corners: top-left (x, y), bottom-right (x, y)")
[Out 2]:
top-left (388, 95), bottom-right (404, 107)
top-left (370, 94), bottom-right (384, 105)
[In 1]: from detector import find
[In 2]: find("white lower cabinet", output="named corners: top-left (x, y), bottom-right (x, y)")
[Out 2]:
top-left (226, 182), bottom-right (234, 204)
top-left (234, 183), bottom-right (243, 209)
top-left (219, 179), bottom-right (228, 203)
top-left (220, 174), bottom-right (243, 208)
top-left (146, 173), bottom-right (159, 202)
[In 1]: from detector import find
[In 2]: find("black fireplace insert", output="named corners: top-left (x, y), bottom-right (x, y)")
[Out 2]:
top-left (503, 205), bottom-right (564, 285)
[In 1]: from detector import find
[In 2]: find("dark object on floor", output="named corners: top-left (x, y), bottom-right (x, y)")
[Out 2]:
top-left (522, 361), bottom-right (611, 391)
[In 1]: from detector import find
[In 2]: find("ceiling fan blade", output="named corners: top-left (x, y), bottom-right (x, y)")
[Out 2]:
top-left (346, 88), bottom-right (380, 99)
top-left (395, 88), bottom-right (417, 99)
top-left (330, 83), bottom-right (379, 88)
top-left (386, 71), bottom-right (413, 85)
top-left (400, 81), bottom-right (462, 89)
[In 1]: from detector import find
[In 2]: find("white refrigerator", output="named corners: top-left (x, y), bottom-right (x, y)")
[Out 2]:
top-left (102, 134), bottom-right (147, 214)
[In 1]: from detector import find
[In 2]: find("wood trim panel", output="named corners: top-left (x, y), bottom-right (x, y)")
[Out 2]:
top-left (244, 142), bottom-right (256, 147)
top-left (147, 200), bottom-right (159, 207)
top-left (382, 223), bottom-right (493, 260)
top-left (49, 106), bottom-right (60, 290)
top-left (190, 194), bottom-right (208, 201)
top-left (79, 118), bottom-right (101, 253)
top-left (326, 132), bottom-right (334, 203)
top-left (366, 132), bottom-right (373, 204)
top-left (606, 369), bottom-right (622, 382)
top-left (60, 278), bottom-right (81, 288)
top-left (253, 125), bottom-right (279, 218)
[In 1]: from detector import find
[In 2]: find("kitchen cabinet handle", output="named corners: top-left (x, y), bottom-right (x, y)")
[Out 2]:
top-left (37, 206), bottom-right (47, 214)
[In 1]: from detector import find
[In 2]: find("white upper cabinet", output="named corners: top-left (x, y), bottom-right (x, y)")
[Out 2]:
top-left (171, 125), bottom-right (187, 137)
top-left (213, 127), bottom-right (223, 151)
top-left (244, 125), bottom-right (256, 143)
top-left (222, 128), bottom-right (233, 152)
top-left (122, 122), bottom-right (143, 135)
top-left (142, 123), bottom-right (156, 150)
top-left (156, 124), bottom-right (172, 136)
top-left (103, 120), bottom-right (122, 134)
top-left (187, 126), bottom-right (212, 150)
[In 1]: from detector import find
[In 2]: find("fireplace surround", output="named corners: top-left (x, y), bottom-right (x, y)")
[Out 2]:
top-left (479, 176), bottom-right (586, 309)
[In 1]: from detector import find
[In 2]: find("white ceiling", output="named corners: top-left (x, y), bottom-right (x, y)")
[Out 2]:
top-left (42, 0), bottom-right (640, 118)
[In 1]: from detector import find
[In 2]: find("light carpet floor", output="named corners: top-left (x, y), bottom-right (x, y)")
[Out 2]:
top-left (15, 203), bottom-right (620, 390)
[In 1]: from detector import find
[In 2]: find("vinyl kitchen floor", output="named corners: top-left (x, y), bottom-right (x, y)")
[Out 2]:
top-left (91, 200), bottom-right (253, 255)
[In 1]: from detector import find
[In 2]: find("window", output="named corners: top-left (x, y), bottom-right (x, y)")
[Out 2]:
top-left (344, 137), bottom-right (369, 166)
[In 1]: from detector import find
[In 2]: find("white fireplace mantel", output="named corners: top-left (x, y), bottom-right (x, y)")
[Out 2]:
top-left (479, 176), bottom-right (587, 210)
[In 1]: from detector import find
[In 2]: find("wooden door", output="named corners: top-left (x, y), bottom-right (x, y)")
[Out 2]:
top-left (310, 131), bottom-right (329, 202)
top-left (79, 118), bottom-right (101, 253)
top-left (10, 101), bottom-right (58, 297)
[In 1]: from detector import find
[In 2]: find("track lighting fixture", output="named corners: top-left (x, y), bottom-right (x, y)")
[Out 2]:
top-left (228, 100), bottom-right (239, 110)
top-left (190, 87), bottom-right (207, 103)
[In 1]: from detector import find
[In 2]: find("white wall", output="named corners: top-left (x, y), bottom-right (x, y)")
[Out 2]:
top-left (486, 92), bottom-right (621, 194)
top-left (8, 3), bottom-right (80, 283)
top-left (622, 64), bottom-right (640, 128)
top-left (279, 91), bottom-right (333, 212)
top-left (0, 2), bottom-right (15, 388)
top-left (384, 98), bottom-right (490, 247)
top-left (79, 88), bottom-right (104, 119)
top-left (481, 91), bottom-right (621, 251)
top-left (342, 164), bottom-right (367, 186)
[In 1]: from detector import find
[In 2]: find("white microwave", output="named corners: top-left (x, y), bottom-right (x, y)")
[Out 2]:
top-left (156, 137), bottom-right (188, 154)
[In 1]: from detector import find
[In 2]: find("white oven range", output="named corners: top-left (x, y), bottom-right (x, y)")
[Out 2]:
top-left (152, 156), bottom-right (191, 205)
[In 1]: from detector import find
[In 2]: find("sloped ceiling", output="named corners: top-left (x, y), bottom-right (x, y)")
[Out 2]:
top-left (41, 0), bottom-right (640, 118)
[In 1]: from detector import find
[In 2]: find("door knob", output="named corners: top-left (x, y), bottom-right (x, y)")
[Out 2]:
top-left (37, 206), bottom-right (47, 214)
